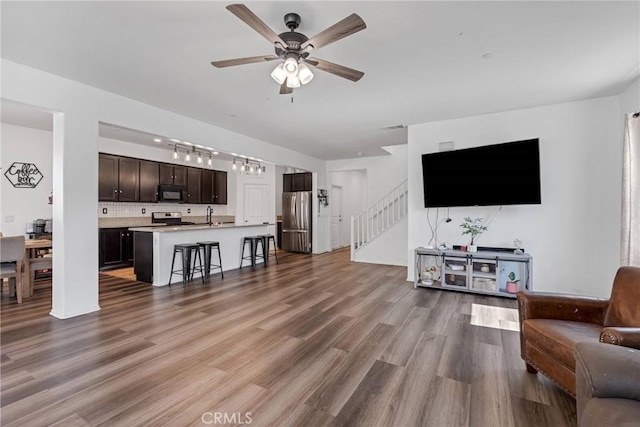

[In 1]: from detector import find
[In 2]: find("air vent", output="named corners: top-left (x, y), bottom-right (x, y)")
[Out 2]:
top-left (381, 124), bottom-right (407, 131)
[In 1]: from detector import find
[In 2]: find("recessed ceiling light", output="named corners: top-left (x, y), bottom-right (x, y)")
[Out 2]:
top-left (213, 151), bottom-right (219, 155)
top-left (230, 152), bottom-right (238, 156)
top-left (183, 141), bottom-right (193, 146)
top-left (170, 138), bottom-right (180, 143)
top-left (256, 159), bottom-right (263, 162)
top-left (239, 155), bottom-right (247, 158)
top-left (482, 53), bottom-right (494, 60)
top-left (357, 152), bottom-right (363, 156)
top-left (153, 138), bottom-right (162, 143)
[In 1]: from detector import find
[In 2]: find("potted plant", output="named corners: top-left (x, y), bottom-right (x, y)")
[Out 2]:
top-left (506, 271), bottom-right (520, 294)
top-left (460, 217), bottom-right (487, 252)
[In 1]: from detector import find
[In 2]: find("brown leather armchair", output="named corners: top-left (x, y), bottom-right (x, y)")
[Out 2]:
top-left (517, 266), bottom-right (640, 396)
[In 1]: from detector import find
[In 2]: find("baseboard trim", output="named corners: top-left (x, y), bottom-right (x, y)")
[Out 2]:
top-left (50, 305), bottom-right (101, 319)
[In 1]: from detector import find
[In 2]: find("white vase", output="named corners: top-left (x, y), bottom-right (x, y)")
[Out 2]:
top-left (467, 245), bottom-right (477, 253)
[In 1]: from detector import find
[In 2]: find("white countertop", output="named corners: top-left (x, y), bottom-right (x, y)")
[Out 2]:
top-left (129, 223), bottom-right (274, 233)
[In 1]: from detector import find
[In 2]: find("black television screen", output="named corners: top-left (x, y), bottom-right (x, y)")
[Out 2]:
top-left (421, 139), bottom-right (541, 208)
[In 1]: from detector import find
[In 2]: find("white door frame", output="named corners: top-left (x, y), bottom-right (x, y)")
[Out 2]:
top-left (331, 184), bottom-right (343, 249)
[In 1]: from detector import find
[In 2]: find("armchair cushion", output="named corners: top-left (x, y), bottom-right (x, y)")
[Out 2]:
top-left (604, 267), bottom-right (640, 327)
top-left (524, 320), bottom-right (602, 369)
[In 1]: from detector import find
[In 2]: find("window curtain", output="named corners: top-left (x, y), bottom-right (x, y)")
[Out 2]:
top-left (621, 112), bottom-right (640, 266)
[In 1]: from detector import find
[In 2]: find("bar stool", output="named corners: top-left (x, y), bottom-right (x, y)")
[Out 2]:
top-left (168, 243), bottom-right (204, 287)
top-left (197, 241), bottom-right (224, 280)
top-left (257, 234), bottom-right (278, 265)
top-left (240, 236), bottom-right (265, 270)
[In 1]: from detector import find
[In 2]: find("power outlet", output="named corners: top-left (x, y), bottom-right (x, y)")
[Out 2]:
top-left (142, 208), bottom-right (146, 214)
top-left (102, 208), bottom-right (108, 214)
top-left (187, 208), bottom-right (191, 214)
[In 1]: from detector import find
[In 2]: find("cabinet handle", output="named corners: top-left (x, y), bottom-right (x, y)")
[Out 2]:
top-left (114, 189), bottom-right (118, 193)
top-left (120, 190), bottom-right (123, 193)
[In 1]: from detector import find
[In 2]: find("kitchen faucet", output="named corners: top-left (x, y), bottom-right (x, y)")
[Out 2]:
top-left (206, 206), bottom-right (213, 225)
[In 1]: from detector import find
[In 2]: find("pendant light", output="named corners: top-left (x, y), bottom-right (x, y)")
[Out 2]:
top-left (197, 151), bottom-right (203, 165)
top-left (172, 145), bottom-right (179, 163)
top-left (207, 153), bottom-right (213, 168)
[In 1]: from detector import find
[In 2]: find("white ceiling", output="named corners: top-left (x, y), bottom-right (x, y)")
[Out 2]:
top-left (1, 1), bottom-right (638, 160)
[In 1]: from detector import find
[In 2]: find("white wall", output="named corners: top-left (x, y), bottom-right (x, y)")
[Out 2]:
top-left (408, 96), bottom-right (623, 297)
top-left (330, 170), bottom-right (367, 247)
top-left (275, 165), bottom-right (285, 217)
top-left (619, 78), bottom-right (639, 114)
top-left (1, 123), bottom-right (53, 236)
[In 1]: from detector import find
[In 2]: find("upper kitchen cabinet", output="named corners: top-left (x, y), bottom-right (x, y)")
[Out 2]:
top-left (201, 170), bottom-right (228, 205)
top-left (139, 160), bottom-right (159, 202)
top-left (98, 154), bottom-right (139, 202)
top-left (159, 164), bottom-right (187, 187)
top-left (283, 172), bottom-right (312, 192)
top-left (213, 171), bottom-right (227, 204)
top-left (186, 167), bottom-right (201, 204)
top-left (118, 157), bottom-right (140, 201)
top-left (201, 169), bottom-right (214, 204)
top-left (99, 154), bottom-right (119, 201)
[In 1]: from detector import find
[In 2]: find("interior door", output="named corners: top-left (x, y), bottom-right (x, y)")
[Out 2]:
top-left (244, 184), bottom-right (270, 224)
top-left (331, 185), bottom-right (343, 248)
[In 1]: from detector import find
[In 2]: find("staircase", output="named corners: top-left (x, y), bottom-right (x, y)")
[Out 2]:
top-left (351, 180), bottom-right (408, 261)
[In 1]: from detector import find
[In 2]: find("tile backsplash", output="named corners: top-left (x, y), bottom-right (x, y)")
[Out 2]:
top-left (98, 202), bottom-right (232, 218)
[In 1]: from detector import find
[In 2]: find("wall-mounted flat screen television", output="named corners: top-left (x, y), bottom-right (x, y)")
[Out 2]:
top-left (421, 138), bottom-right (541, 208)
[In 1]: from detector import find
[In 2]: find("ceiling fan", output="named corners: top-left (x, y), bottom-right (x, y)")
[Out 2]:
top-left (211, 4), bottom-right (366, 95)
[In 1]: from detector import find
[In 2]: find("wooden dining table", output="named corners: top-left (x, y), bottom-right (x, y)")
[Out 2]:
top-left (22, 239), bottom-right (53, 298)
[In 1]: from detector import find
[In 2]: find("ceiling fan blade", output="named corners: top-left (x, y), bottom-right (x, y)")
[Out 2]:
top-left (279, 78), bottom-right (293, 95)
top-left (305, 58), bottom-right (364, 82)
top-left (226, 4), bottom-right (289, 49)
top-left (301, 13), bottom-right (366, 51)
top-left (211, 55), bottom-right (279, 68)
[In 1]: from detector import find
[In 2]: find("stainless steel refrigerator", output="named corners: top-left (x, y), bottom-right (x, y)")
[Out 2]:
top-left (282, 191), bottom-right (312, 253)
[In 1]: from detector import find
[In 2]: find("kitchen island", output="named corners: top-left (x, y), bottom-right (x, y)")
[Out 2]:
top-left (130, 223), bottom-right (272, 286)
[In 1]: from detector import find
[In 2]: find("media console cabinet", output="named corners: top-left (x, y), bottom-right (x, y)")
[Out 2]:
top-left (414, 247), bottom-right (532, 298)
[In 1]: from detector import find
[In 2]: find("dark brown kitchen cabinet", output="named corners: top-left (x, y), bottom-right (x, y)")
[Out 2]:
top-left (201, 169), bottom-right (214, 204)
top-left (98, 154), bottom-right (139, 202)
top-left (213, 170), bottom-right (227, 204)
top-left (139, 160), bottom-right (159, 202)
top-left (283, 172), bottom-right (312, 192)
top-left (186, 167), bottom-right (201, 204)
top-left (159, 164), bottom-right (187, 187)
top-left (99, 154), bottom-right (119, 201)
top-left (117, 158), bottom-right (140, 202)
top-left (201, 170), bottom-right (227, 205)
top-left (99, 227), bottom-right (134, 270)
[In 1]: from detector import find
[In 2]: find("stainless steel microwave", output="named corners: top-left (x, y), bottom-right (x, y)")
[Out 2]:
top-left (157, 185), bottom-right (186, 202)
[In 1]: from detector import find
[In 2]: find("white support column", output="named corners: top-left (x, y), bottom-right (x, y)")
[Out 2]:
top-left (50, 111), bottom-right (100, 319)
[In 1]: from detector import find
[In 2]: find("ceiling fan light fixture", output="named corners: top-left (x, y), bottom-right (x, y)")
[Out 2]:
top-left (270, 63), bottom-right (286, 84)
top-left (287, 75), bottom-right (301, 88)
top-left (283, 57), bottom-right (298, 77)
top-left (298, 63), bottom-right (314, 85)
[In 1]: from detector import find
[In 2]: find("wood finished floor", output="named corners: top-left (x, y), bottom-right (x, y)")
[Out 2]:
top-left (1, 248), bottom-right (576, 427)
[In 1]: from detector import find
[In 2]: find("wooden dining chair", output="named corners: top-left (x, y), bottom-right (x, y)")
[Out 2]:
top-left (0, 236), bottom-right (25, 303)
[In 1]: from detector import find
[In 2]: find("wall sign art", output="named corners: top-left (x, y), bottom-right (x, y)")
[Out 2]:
top-left (4, 162), bottom-right (43, 188)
